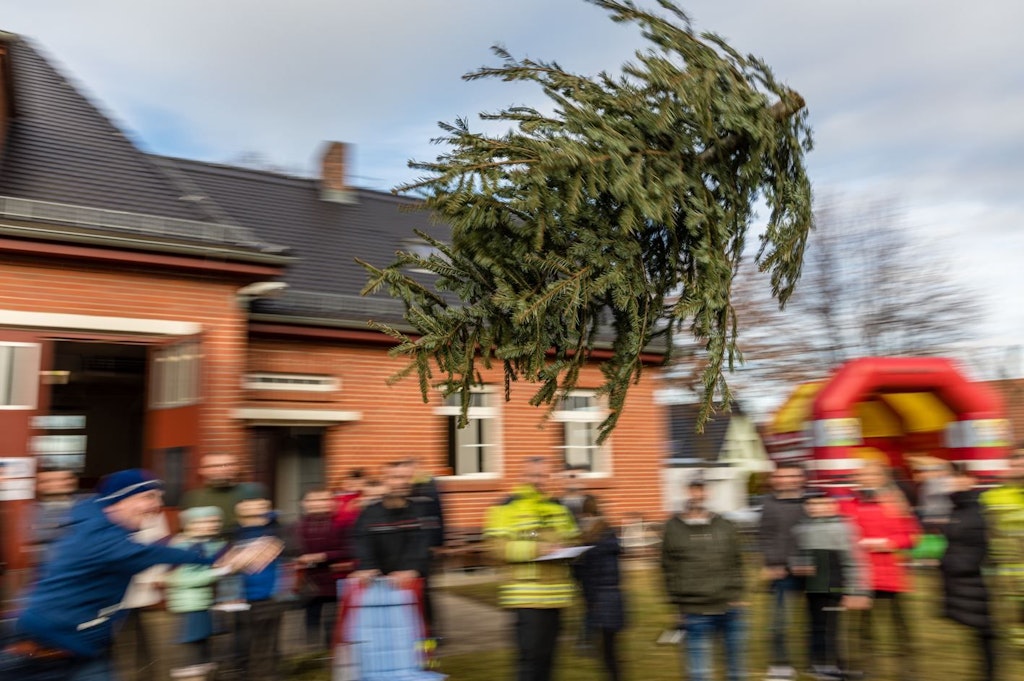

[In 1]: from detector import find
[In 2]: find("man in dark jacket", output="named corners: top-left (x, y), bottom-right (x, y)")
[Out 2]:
top-left (408, 457), bottom-right (445, 637)
top-left (757, 461), bottom-right (807, 680)
top-left (662, 476), bottom-right (746, 681)
top-left (351, 461), bottom-right (431, 592)
top-left (0, 469), bottom-right (266, 680)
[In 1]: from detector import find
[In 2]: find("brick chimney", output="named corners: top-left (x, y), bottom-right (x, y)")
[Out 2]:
top-left (319, 141), bottom-right (356, 204)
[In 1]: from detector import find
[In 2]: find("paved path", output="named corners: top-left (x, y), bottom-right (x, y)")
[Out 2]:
top-left (434, 590), bottom-right (510, 657)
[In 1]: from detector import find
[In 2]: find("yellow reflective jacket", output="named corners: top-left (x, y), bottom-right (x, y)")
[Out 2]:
top-left (981, 484), bottom-right (1024, 575)
top-left (483, 484), bottom-right (580, 609)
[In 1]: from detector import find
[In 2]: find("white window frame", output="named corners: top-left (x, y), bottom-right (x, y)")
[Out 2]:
top-left (434, 387), bottom-right (502, 479)
top-left (243, 372), bottom-right (340, 393)
top-left (0, 342), bottom-right (42, 410)
top-left (150, 340), bottom-right (202, 409)
top-left (552, 390), bottom-right (611, 476)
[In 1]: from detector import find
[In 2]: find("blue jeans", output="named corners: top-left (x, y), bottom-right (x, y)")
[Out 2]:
top-left (770, 575), bottom-right (802, 665)
top-left (0, 648), bottom-right (115, 681)
top-left (683, 608), bottom-right (745, 681)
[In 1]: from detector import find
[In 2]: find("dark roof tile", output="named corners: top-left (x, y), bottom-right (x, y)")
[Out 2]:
top-left (161, 156), bottom-right (448, 323)
top-left (667, 403), bottom-right (735, 462)
top-left (0, 37), bottom-right (214, 222)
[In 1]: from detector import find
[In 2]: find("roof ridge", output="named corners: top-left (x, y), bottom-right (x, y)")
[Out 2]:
top-left (155, 154), bottom-right (316, 185)
top-left (156, 154), bottom-right (426, 206)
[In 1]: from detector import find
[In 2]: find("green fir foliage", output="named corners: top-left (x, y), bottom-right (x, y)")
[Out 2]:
top-left (360, 0), bottom-right (813, 437)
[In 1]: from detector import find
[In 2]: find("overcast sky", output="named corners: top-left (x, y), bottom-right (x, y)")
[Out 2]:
top-left (3, 0), bottom-right (1022, 370)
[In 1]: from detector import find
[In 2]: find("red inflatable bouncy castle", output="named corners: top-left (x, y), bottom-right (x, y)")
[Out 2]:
top-left (768, 357), bottom-right (1011, 487)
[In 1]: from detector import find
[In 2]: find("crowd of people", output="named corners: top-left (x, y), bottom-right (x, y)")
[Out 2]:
top-left (483, 450), bottom-right (1024, 681)
top-left (746, 452), bottom-right (1023, 681)
top-left (4, 446), bottom-right (1024, 681)
top-left (0, 454), bottom-right (444, 681)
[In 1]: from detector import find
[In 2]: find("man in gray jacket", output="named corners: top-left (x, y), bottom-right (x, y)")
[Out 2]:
top-left (662, 477), bottom-right (746, 681)
top-left (757, 462), bottom-right (807, 680)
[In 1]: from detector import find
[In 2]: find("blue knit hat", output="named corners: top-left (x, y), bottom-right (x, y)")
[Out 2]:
top-left (96, 469), bottom-right (163, 506)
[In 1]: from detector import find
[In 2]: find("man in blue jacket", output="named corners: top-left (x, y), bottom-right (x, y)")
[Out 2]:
top-left (0, 469), bottom-right (258, 680)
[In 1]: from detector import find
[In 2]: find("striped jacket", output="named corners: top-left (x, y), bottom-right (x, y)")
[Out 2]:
top-left (981, 484), bottom-right (1024, 579)
top-left (484, 485), bottom-right (579, 609)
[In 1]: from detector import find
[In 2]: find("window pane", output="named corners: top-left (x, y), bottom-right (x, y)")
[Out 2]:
top-left (0, 343), bottom-right (42, 408)
top-left (444, 389), bottom-right (498, 475)
top-left (157, 446), bottom-right (188, 507)
top-left (445, 391), bottom-right (487, 409)
top-left (564, 420), bottom-right (595, 469)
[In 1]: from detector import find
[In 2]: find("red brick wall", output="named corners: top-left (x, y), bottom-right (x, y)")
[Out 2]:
top-left (0, 253), bottom-right (668, 530)
top-left (987, 378), bottom-right (1024, 447)
top-left (247, 338), bottom-right (668, 529)
top-left (0, 257), bottom-right (249, 464)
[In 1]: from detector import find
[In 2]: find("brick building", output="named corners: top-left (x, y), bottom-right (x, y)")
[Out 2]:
top-left (0, 33), bottom-right (668, 584)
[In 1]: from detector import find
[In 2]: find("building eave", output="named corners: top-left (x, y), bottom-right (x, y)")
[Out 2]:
top-left (0, 195), bottom-right (292, 267)
top-left (0, 232), bottom-right (287, 278)
top-left (249, 314), bottom-right (667, 366)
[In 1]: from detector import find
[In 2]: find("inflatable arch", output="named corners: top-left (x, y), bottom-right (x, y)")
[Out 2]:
top-left (808, 357), bottom-right (1010, 485)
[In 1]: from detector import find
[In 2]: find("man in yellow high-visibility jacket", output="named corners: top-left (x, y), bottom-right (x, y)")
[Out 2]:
top-left (484, 456), bottom-right (579, 681)
top-left (981, 446), bottom-right (1024, 647)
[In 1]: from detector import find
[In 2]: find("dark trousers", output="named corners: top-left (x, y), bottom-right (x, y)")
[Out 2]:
top-left (304, 596), bottom-right (337, 648)
top-left (854, 591), bottom-right (914, 679)
top-left (977, 627), bottom-right (997, 681)
top-left (769, 575), bottom-right (803, 666)
top-left (598, 629), bottom-right (621, 681)
top-left (422, 568), bottom-right (438, 637)
top-left (234, 600), bottom-right (284, 681)
top-left (806, 592), bottom-right (843, 669)
top-left (0, 646), bottom-right (113, 681)
top-left (514, 608), bottom-right (562, 681)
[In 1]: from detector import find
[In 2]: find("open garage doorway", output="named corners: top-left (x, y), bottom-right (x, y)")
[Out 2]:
top-left (38, 341), bottom-right (147, 489)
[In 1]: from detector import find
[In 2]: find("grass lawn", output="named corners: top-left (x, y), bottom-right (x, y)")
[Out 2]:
top-left (438, 564), bottom-right (1024, 680)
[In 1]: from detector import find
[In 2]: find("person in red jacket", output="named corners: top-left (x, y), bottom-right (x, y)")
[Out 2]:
top-left (840, 460), bottom-right (920, 681)
top-left (332, 468), bottom-right (366, 534)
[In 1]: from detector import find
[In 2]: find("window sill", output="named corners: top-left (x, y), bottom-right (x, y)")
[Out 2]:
top-left (575, 474), bottom-right (614, 490)
top-left (436, 475), bottom-right (504, 493)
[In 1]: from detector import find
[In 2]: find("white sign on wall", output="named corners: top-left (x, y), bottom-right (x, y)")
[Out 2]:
top-left (0, 457), bottom-right (37, 479)
top-left (31, 435), bottom-right (87, 455)
top-left (0, 478), bottom-right (35, 501)
top-left (31, 415), bottom-right (86, 430)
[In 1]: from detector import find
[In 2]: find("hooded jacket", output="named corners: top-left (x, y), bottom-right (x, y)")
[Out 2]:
top-left (16, 496), bottom-right (214, 658)
top-left (234, 513), bottom-right (289, 602)
top-left (483, 484), bottom-right (580, 609)
top-left (165, 536), bottom-right (228, 613)
top-left (940, 489), bottom-right (992, 629)
top-left (792, 515), bottom-right (868, 596)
